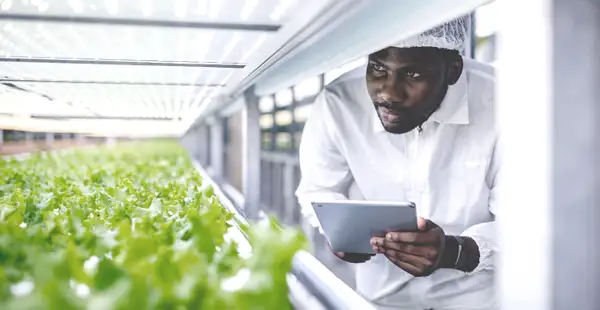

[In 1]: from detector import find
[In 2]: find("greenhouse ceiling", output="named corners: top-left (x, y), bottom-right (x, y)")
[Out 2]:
top-left (0, 0), bottom-right (320, 136)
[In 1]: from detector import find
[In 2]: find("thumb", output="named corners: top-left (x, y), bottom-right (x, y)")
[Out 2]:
top-left (417, 217), bottom-right (427, 231)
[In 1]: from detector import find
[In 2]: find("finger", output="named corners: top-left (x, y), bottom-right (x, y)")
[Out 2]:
top-left (327, 243), bottom-right (345, 258)
top-left (374, 239), bottom-right (438, 260)
top-left (417, 217), bottom-right (427, 231)
top-left (387, 256), bottom-right (422, 276)
top-left (384, 249), bottom-right (433, 271)
top-left (371, 237), bottom-right (389, 254)
top-left (385, 230), bottom-right (441, 244)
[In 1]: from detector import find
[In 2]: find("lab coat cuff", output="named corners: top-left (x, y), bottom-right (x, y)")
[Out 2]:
top-left (463, 234), bottom-right (494, 274)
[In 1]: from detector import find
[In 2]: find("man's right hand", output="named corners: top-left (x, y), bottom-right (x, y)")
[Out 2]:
top-left (333, 251), bottom-right (375, 263)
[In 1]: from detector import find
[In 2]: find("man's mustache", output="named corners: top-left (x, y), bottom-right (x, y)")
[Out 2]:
top-left (374, 101), bottom-right (411, 114)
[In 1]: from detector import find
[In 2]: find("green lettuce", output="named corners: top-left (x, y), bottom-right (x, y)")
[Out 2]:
top-left (0, 141), bottom-right (307, 310)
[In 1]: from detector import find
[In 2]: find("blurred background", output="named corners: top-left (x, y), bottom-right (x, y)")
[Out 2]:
top-left (0, 0), bottom-right (498, 288)
top-left (3, 0), bottom-right (598, 309)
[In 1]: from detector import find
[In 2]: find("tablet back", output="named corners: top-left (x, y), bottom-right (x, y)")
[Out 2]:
top-left (312, 201), bottom-right (418, 254)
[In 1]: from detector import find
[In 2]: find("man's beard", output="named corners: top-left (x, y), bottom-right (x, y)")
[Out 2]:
top-left (374, 86), bottom-right (448, 135)
top-left (374, 106), bottom-right (431, 134)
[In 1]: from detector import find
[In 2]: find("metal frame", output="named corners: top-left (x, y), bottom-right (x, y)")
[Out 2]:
top-left (242, 87), bottom-right (261, 220)
top-left (0, 79), bottom-right (225, 87)
top-left (0, 13), bottom-right (281, 31)
top-left (258, 74), bottom-right (324, 153)
top-left (208, 118), bottom-right (224, 180)
top-left (189, 154), bottom-right (375, 310)
top-left (0, 57), bottom-right (245, 69)
top-left (215, 0), bottom-right (491, 105)
top-left (29, 115), bottom-right (180, 121)
top-left (0, 2), bottom-right (294, 135)
top-left (498, 0), bottom-right (600, 309)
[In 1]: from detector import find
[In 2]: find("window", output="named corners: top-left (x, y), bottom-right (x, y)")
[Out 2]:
top-left (474, 3), bottom-right (499, 64)
top-left (258, 73), bottom-right (325, 152)
top-left (259, 96), bottom-right (274, 113)
top-left (275, 89), bottom-right (293, 107)
top-left (259, 114), bottom-right (274, 129)
top-left (275, 110), bottom-right (293, 126)
top-left (262, 132), bottom-right (273, 150)
top-left (294, 105), bottom-right (313, 123)
top-left (276, 132), bottom-right (292, 151)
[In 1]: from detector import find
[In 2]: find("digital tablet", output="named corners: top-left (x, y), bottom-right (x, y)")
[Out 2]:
top-left (311, 200), bottom-right (418, 254)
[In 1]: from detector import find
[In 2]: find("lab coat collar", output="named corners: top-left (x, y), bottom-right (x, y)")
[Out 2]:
top-left (372, 68), bottom-right (469, 133)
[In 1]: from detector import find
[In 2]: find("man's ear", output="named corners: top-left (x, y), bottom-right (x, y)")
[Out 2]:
top-left (446, 56), bottom-right (463, 86)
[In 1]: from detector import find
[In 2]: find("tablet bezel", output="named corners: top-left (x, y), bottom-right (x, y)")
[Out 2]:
top-left (311, 200), bottom-right (418, 254)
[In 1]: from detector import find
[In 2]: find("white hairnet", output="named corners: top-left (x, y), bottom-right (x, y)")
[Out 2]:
top-left (392, 15), bottom-right (470, 51)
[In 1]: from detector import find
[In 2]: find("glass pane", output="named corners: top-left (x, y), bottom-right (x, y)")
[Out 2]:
top-left (259, 114), bottom-right (273, 129)
top-left (275, 88), bottom-right (293, 107)
top-left (294, 76), bottom-right (321, 101)
top-left (294, 105), bottom-right (313, 122)
top-left (294, 131), bottom-right (303, 148)
top-left (261, 132), bottom-right (273, 150)
top-left (275, 110), bottom-right (292, 126)
top-left (259, 96), bottom-right (274, 113)
top-left (276, 132), bottom-right (292, 150)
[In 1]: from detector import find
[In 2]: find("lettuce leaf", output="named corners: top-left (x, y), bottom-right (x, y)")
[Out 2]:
top-left (0, 141), bottom-right (307, 310)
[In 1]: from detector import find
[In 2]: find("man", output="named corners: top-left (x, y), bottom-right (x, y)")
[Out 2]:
top-left (295, 16), bottom-right (498, 310)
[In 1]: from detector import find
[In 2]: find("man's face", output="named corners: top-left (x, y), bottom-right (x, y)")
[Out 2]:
top-left (366, 47), bottom-right (463, 134)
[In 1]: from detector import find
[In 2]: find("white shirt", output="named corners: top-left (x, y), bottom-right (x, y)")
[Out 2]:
top-left (295, 58), bottom-right (500, 310)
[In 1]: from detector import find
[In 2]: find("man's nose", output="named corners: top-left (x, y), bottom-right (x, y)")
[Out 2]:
top-left (379, 78), bottom-right (407, 103)
top-left (379, 88), bottom-right (406, 103)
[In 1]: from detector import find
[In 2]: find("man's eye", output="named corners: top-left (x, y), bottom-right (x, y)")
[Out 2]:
top-left (371, 64), bottom-right (386, 73)
top-left (406, 71), bottom-right (422, 79)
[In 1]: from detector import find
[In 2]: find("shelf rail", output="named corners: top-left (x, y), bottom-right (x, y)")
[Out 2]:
top-left (191, 161), bottom-right (376, 310)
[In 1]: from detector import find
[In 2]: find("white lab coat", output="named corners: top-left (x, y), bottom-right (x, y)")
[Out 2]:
top-left (295, 58), bottom-right (499, 310)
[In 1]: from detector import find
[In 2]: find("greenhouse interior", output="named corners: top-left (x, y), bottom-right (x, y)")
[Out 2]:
top-left (1, 0), bottom-right (599, 309)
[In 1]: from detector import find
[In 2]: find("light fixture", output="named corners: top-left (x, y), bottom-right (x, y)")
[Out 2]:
top-left (1, 0), bottom-right (13, 11)
top-left (193, 30), bottom-right (215, 61)
top-left (69, 0), bottom-right (84, 13)
top-left (240, 33), bottom-right (266, 62)
top-left (3, 23), bottom-right (14, 32)
top-left (37, 1), bottom-right (48, 11)
top-left (208, 0), bottom-right (220, 19)
top-left (219, 33), bottom-right (241, 62)
top-left (270, 0), bottom-right (296, 21)
top-left (105, 0), bottom-right (119, 15)
top-left (195, 0), bottom-right (207, 15)
top-left (240, 0), bottom-right (258, 21)
top-left (141, 0), bottom-right (152, 17)
top-left (174, 0), bottom-right (188, 18)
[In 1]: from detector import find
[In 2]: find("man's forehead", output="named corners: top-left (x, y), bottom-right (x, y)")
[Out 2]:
top-left (369, 47), bottom-right (435, 66)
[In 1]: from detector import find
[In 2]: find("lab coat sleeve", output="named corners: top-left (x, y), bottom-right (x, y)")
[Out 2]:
top-left (460, 134), bottom-right (502, 273)
top-left (295, 90), bottom-right (354, 230)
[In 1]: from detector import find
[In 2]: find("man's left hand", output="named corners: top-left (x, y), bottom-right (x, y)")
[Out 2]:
top-left (370, 217), bottom-right (449, 277)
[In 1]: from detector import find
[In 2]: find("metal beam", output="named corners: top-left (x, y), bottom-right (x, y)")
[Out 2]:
top-left (0, 79), bottom-right (225, 87)
top-left (0, 14), bottom-right (281, 32)
top-left (29, 115), bottom-right (181, 121)
top-left (498, 0), bottom-right (600, 309)
top-left (242, 87), bottom-right (261, 220)
top-left (0, 57), bottom-right (245, 69)
top-left (209, 119), bottom-right (224, 180)
top-left (45, 132), bottom-right (53, 145)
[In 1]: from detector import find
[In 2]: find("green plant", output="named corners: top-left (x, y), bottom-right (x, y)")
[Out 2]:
top-left (0, 141), bottom-right (307, 309)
